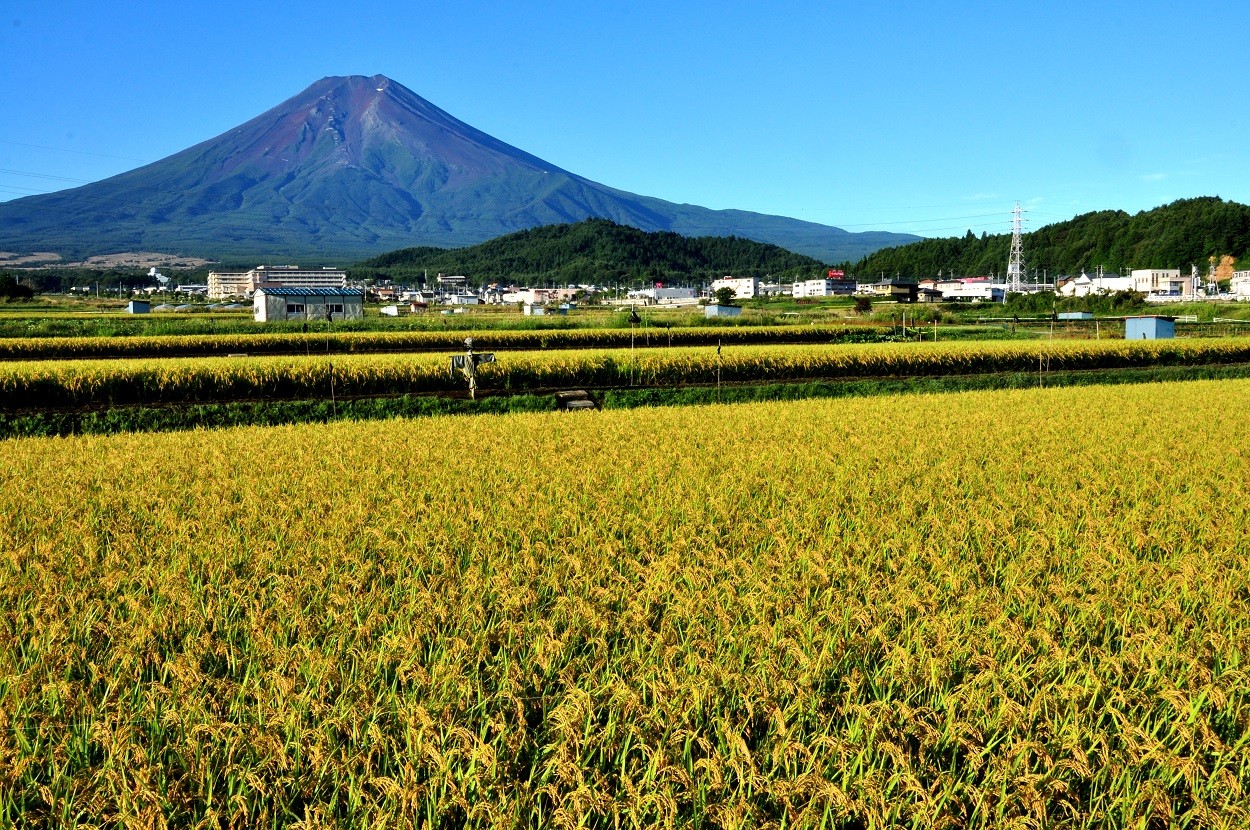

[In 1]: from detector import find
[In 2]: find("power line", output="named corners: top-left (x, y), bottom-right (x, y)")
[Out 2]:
top-left (0, 139), bottom-right (149, 163)
top-left (820, 212), bottom-right (1013, 228)
top-left (0, 168), bottom-right (92, 183)
top-left (0, 185), bottom-right (55, 196)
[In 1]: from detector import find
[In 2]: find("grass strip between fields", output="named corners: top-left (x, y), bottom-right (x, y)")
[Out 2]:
top-left (0, 324), bottom-right (904, 360)
top-left (5, 361), bottom-right (1250, 438)
top-left (7, 338), bottom-right (1250, 413)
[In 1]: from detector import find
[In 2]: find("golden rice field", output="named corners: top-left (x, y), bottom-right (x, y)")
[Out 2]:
top-left (6, 337), bottom-right (1250, 410)
top-left (4, 380), bottom-right (1250, 828)
top-left (0, 325), bottom-right (885, 361)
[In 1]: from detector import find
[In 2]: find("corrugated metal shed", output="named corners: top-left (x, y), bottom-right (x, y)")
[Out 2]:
top-left (253, 287), bottom-right (365, 322)
top-left (1125, 316), bottom-right (1175, 340)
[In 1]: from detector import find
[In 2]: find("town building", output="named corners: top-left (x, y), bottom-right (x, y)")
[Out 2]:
top-left (436, 274), bottom-right (469, 293)
top-left (253, 265), bottom-right (347, 291)
top-left (1057, 270), bottom-right (1133, 298)
top-left (863, 281), bottom-right (919, 303)
top-left (209, 265), bottom-right (348, 300)
top-left (507, 287), bottom-right (582, 306)
top-left (710, 276), bottom-right (760, 299)
top-left (792, 278), bottom-right (856, 298)
top-left (1130, 269), bottom-right (1188, 297)
top-left (938, 279), bottom-right (1006, 303)
top-left (627, 286), bottom-right (699, 304)
top-left (1232, 270), bottom-right (1250, 299)
top-left (207, 272), bottom-right (252, 299)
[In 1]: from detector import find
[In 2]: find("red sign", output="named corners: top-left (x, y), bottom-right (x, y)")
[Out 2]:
top-left (655, 281), bottom-right (664, 289)
top-left (828, 269), bottom-right (844, 278)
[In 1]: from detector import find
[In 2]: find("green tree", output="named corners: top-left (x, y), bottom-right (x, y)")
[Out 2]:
top-left (0, 274), bottom-right (35, 301)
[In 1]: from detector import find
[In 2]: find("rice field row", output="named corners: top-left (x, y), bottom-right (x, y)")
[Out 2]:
top-left (2, 380), bottom-right (1250, 826)
top-left (0, 324), bottom-right (889, 361)
top-left (6, 337), bottom-right (1250, 410)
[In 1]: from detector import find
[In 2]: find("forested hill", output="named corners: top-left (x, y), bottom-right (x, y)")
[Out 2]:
top-left (352, 219), bottom-right (829, 285)
top-left (847, 197), bottom-right (1250, 279)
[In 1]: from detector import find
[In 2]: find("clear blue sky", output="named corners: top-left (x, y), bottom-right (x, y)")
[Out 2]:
top-left (1, 0), bottom-right (1245, 239)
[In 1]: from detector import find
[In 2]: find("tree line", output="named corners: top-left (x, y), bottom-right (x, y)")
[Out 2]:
top-left (844, 197), bottom-right (1250, 279)
top-left (350, 218), bottom-right (830, 286)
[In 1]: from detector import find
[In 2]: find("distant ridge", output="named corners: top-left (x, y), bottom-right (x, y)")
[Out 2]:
top-left (0, 75), bottom-right (918, 262)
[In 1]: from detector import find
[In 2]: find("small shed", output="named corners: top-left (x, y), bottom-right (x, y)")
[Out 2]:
top-left (126, 299), bottom-right (150, 314)
top-left (254, 287), bottom-right (365, 323)
top-left (704, 304), bottom-right (742, 318)
top-left (1125, 315), bottom-right (1175, 340)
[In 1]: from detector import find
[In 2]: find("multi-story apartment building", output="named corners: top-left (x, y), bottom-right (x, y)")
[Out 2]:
top-left (207, 271), bottom-right (253, 299)
top-left (207, 265), bottom-right (348, 299)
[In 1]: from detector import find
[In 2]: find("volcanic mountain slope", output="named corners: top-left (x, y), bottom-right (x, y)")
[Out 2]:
top-left (0, 75), bottom-right (918, 262)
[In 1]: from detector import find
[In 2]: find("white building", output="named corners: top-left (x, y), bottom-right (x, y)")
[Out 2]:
top-left (209, 265), bottom-right (348, 300)
top-left (436, 274), bottom-right (469, 291)
top-left (627, 286), bottom-right (699, 303)
top-left (1130, 268), bottom-right (1189, 297)
top-left (938, 279), bottom-right (1005, 302)
top-left (207, 271), bottom-right (253, 299)
top-left (1231, 270), bottom-right (1250, 299)
top-left (253, 287), bottom-right (364, 322)
top-left (505, 287), bottom-right (582, 306)
top-left (1057, 270), bottom-right (1134, 297)
top-left (710, 276), bottom-right (759, 299)
top-left (792, 278), bottom-right (856, 298)
top-left (254, 265), bottom-right (347, 290)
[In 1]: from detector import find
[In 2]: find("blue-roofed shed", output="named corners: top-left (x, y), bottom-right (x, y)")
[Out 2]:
top-left (1125, 316), bottom-right (1175, 340)
top-left (253, 287), bottom-right (365, 322)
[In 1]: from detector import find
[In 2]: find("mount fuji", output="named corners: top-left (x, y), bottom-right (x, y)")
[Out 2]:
top-left (0, 75), bottom-right (918, 262)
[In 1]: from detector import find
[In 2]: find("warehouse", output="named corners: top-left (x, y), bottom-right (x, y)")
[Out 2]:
top-left (253, 287), bottom-right (365, 322)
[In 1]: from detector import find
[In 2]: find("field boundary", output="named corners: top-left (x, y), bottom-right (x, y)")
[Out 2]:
top-left (6, 361), bottom-right (1250, 438)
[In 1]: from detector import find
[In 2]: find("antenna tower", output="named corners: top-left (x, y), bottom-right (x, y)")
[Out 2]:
top-left (1007, 202), bottom-right (1026, 293)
